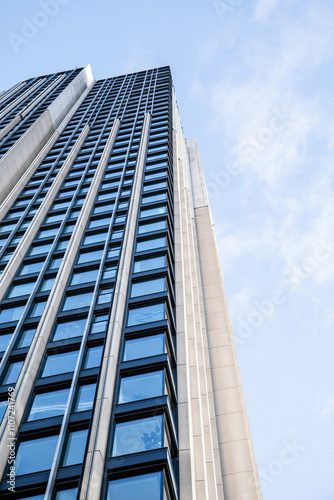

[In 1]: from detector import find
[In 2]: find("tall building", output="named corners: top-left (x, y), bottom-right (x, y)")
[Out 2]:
top-left (0, 66), bottom-right (262, 500)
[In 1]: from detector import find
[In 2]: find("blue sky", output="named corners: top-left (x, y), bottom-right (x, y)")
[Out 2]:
top-left (1, 1), bottom-right (334, 498)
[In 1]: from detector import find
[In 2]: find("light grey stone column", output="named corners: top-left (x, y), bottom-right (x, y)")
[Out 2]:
top-left (0, 66), bottom-right (94, 205)
top-left (0, 120), bottom-right (119, 479)
top-left (80, 113), bottom-right (151, 500)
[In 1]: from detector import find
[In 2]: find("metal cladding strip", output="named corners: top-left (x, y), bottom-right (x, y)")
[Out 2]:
top-left (42, 118), bottom-right (120, 499)
top-left (0, 115), bottom-right (21, 141)
top-left (80, 113), bottom-right (151, 500)
top-left (0, 124), bottom-right (89, 303)
top-left (0, 78), bottom-right (46, 121)
top-left (0, 121), bottom-right (119, 479)
top-left (0, 125), bottom-right (90, 375)
top-left (0, 82), bottom-right (25, 107)
top-left (20, 74), bottom-right (66, 118)
top-left (0, 80), bottom-right (95, 224)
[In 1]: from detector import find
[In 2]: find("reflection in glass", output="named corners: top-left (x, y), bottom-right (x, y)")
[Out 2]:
top-left (55, 488), bottom-right (78, 500)
top-left (41, 350), bottom-right (78, 377)
top-left (27, 388), bottom-right (70, 421)
top-left (84, 345), bottom-right (103, 369)
top-left (112, 415), bottom-right (163, 456)
top-left (74, 384), bottom-right (96, 412)
top-left (2, 361), bottom-right (24, 384)
top-left (53, 318), bottom-right (86, 341)
top-left (62, 291), bottom-right (94, 311)
top-left (118, 371), bottom-right (164, 404)
top-left (62, 429), bottom-right (88, 466)
top-left (136, 237), bottom-right (166, 252)
top-left (131, 278), bottom-right (165, 297)
top-left (17, 328), bottom-right (36, 348)
top-left (127, 303), bottom-right (165, 326)
top-left (107, 472), bottom-right (162, 500)
top-left (138, 220), bottom-right (167, 234)
top-left (16, 434), bottom-right (58, 475)
top-left (70, 268), bottom-right (99, 286)
top-left (123, 334), bottom-right (165, 362)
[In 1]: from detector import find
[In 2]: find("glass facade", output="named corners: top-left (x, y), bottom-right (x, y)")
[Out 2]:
top-left (0, 66), bottom-right (178, 500)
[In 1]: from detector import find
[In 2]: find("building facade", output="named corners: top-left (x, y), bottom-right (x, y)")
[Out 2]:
top-left (0, 66), bottom-right (262, 500)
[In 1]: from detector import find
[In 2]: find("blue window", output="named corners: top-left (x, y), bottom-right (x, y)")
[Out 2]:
top-left (57, 238), bottom-right (70, 250)
top-left (102, 266), bottom-right (117, 280)
top-left (88, 215), bottom-right (111, 228)
top-left (83, 345), bottom-right (103, 369)
top-left (107, 472), bottom-right (163, 500)
top-left (53, 318), bottom-right (87, 341)
top-left (123, 334), bottom-right (165, 362)
top-left (45, 212), bottom-right (65, 224)
top-left (143, 181), bottom-right (167, 192)
top-left (48, 257), bottom-right (63, 270)
top-left (93, 203), bottom-right (114, 214)
top-left (19, 260), bottom-right (45, 275)
top-left (138, 220), bottom-right (167, 234)
top-left (37, 226), bottom-right (59, 239)
top-left (112, 415), bottom-right (163, 457)
top-left (27, 388), bottom-right (70, 421)
top-left (0, 304), bottom-right (25, 323)
top-left (131, 278), bottom-right (165, 297)
top-left (78, 248), bottom-right (103, 264)
top-left (70, 268), bottom-right (99, 286)
top-left (62, 429), bottom-right (88, 466)
top-left (39, 276), bottom-right (55, 292)
top-left (134, 256), bottom-right (166, 273)
top-left (16, 434), bottom-right (59, 475)
top-left (127, 303), bottom-right (165, 326)
top-left (74, 383), bottom-right (96, 412)
top-left (62, 291), bottom-right (94, 311)
top-left (140, 205), bottom-right (167, 218)
top-left (28, 242), bottom-right (52, 256)
top-left (55, 488), bottom-right (78, 500)
top-left (0, 333), bottom-right (12, 351)
top-left (41, 350), bottom-right (79, 377)
top-left (83, 231), bottom-right (108, 245)
top-left (118, 371), bottom-right (164, 404)
top-left (7, 280), bottom-right (36, 298)
top-left (2, 361), bottom-right (23, 385)
top-left (136, 237), bottom-right (166, 252)
top-left (97, 286), bottom-right (113, 304)
top-left (16, 328), bottom-right (36, 348)
top-left (28, 300), bottom-right (47, 318)
top-left (142, 193), bottom-right (167, 204)
top-left (0, 400), bottom-right (7, 422)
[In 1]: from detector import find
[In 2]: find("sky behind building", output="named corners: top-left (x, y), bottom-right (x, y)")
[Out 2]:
top-left (1, 1), bottom-right (334, 498)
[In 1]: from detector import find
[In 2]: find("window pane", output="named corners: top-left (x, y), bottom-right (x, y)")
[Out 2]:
top-left (138, 221), bottom-right (167, 234)
top-left (136, 237), bottom-right (166, 252)
top-left (84, 345), bottom-right (103, 369)
top-left (27, 388), bottom-right (70, 421)
top-left (78, 249), bottom-right (103, 264)
top-left (16, 434), bottom-right (58, 475)
top-left (74, 384), bottom-right (96, 412)
top-left (0, 305), bottom-right (25, 323)
top-left (142, 193), bottom-right (167, 204)
top-left (62, 429), bottom-right (88, 466)
top-left (55, 488), bottom-right (78, 500)
top-left (88, 216), bottom-right (111, 228)
top-left (62, 291), bottom-right (94, 311)
top-left (107, 472), bottom-right (162, 500)
top-left (0, 400), bottom-right (7, 422)
top-left (57, 238), bottom-right (70, 250)
top-left (2, 361), bottom-right (24, 384)
top-left (39, 276), bottom-right (55, 292)
top-left (17, 328), bottom-right (36, 348)
top-left (127, 303), bottom-right (165, 326)
top-left (37, 227), bottom-right (58, 239)
top-left (0, 333), bottom-right (12, 351)
top-left (53, 318), bottom-right (87, 341)
top-left (143, 181), bottom-right (167, 191)
top-left (118, 371), bottom-right (164, 404)
top-left (70, 268), bottom-right (99, 286)
top-left (131, 278), bottom-right (165, 297)
top-left (28, 300), bottom-right (46, 318)
top-left (42, 350), bottom-right (79, 377)
top-left (28, 243), bottom-right (52, 256)
top-left (134, 256), bottom-right (165, 273)
top-left (19, 260), bottom-right (45, 275)
top-left (140, 206), bottom-right (167, 218)
top-left (123, 334), bottom-right (165, 361)
top-left (112, 416), bottom-right (163, 456)
top-left (83, 232), bottom-right (107, 245)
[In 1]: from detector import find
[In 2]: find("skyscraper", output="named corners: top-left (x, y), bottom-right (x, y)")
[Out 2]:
top-left (0, 66), bottom-right (262, 500)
